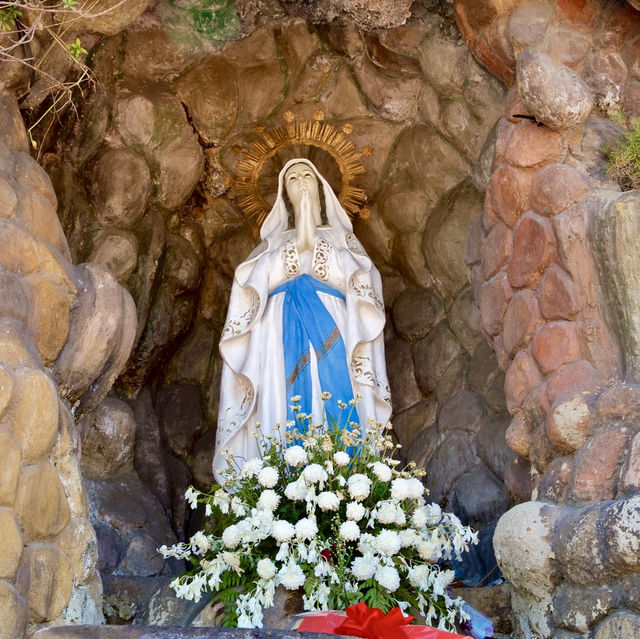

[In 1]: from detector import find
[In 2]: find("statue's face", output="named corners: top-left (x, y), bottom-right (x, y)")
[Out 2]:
top-left (284, 162), bottom-right (320, 215)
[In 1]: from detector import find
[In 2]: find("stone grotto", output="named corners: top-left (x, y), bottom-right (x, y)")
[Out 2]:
top-left (1, 0), bottom-right (640, 637)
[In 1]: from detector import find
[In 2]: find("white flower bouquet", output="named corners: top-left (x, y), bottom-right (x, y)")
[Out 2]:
top-left (160, 397), bottom-right (478, 631)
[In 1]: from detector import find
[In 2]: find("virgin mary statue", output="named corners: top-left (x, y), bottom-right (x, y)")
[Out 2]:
top-left (213, 158), bottom-right (391, 483)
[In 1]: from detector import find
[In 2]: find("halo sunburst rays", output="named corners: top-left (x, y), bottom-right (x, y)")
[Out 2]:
top-left (235, 110), bottom-right (373, 229)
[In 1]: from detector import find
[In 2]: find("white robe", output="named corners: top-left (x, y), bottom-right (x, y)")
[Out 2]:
top-left (213, 159), bottom-right (391, 484)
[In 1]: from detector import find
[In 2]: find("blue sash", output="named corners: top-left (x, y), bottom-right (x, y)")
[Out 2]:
top-left (269, 274), bottom-right (355, 432)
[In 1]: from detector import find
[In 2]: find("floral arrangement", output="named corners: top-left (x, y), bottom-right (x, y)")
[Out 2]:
top-left (159, 395), bottom-right (478, 631)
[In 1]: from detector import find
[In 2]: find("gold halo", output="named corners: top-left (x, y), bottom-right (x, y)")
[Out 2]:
top-left (235, 110), bottom-right (373, 228)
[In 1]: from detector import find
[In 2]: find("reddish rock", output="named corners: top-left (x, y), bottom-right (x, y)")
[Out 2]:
top-left (453, 0), bottom-right (522, 34)
top-left (620, 432), bottom-right (640, 493)
top-left (478, 271), bottom-right (513, 336)
top-left (481, 222), bottom-right (513, 278)
top-left (540, 456), bottom-right (574, 502)
top-left (624, 79), bottom-right (640, 118)
top-left (507, 213), bottom-right (557, 287)
top-left (504, 86), bottom-right (532, 123)
top-left (594, 383), bottom-right (640, 424)
top-left (529, 164), bottom-right (590, 216)
top-left (547, 360), bottom-right (605, 405)
top-left (557, 0), bottom-right (597, 32)
top-left (492, 117), bottom-right (517, 168)
top-left (599, 5), bottom-right (640, 49)
top-left (504, 349), bottom-right (544, 413)
top-left (553, 206), bottom-right (623, 380)
top-left (483, 199), bottom-right (500, 232)
top-left (506, 412), bottom-right (533, 458)
top-left (453, 1), bottom-right (479, 48)
top-left (517, 49), bottom-right (593, 131)
top-left (522, 379), bottom-right (551, 417)
top-left (505, 1), bottom-right (554, 55)
top-left (504, 122), bottom-right (566, 168)
top-left (570, 425), bottom-right (632, 502)
top-left (487, 165), bottom-right (533, 227)
top-left (532, 321), bottom-right (581, 375)
top-left (583, 49), bottom-right (628, 110)
top-left (529, 425), bottom-right (557, 472)
top-left (471, 264), bottom-right (485, 302)
top-left (465, 217), bottom-right (485, 266)
top-left (546, 393), bottom-right (592, 453)
top-left (537, 264), bottom-right (582, 320)
top-left (493, 333), bottom-right (511, 371)
top-left (545, 26), bottom-right (592, 68)
top-left (504, 455), bottom-right (535, 501)
top-left (475, 19), bottom-right (516, 85)
top-left (502, 289), bottom-right (543, 355)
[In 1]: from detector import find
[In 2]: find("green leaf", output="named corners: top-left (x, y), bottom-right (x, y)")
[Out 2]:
top-left (68, 36), bottom-right (88, 60)
top-left (0, 5), bottom-right (22, 31)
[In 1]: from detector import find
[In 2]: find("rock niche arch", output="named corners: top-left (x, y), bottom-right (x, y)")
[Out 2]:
top-left (1, 1), bottom-right (640, 637)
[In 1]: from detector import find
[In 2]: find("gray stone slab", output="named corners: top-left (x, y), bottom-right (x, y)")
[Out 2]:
top-left (33, 627), bottom-right (353, 639)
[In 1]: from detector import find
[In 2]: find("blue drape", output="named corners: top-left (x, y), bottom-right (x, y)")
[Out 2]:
top-left (269, 274), bottom-right (355, 433)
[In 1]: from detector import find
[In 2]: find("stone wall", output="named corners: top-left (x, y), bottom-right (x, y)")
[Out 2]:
top-left (0, 93), bottom-right (136, 637)
top-left (455, 0), bottom-right (640, 636)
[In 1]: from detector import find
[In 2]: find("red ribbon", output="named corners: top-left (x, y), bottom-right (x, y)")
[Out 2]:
top-left (334, 602), bottom-right (414, 639)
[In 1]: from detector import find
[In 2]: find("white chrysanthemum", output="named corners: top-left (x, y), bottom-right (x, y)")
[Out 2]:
top-left (191, 531), bottom-right (211, 553)
top-left (257, 557), bottom-right (277, 580)
top-left (271, 519), bottom-right (295, 543)
top-left (417, 539), bottom-right (439, 562)
top-left (303, 463), bottom-right (328, 484)
top-left (339, 520), bottom-right (361, 541)
top-left (317, 491), bottom-right (340, 511)
top-left (348, 473), bottom-right (372, 501)
top-left (284, 478), bottom-right (308, 501)
top-left (278, 562), bottom-right (306, 590)
top-left (284, 445), bottom-right (307, 467)
top-left (408, 563), bottom-right (431, 589)
top-left (376, 501), bottom-right (401, 525)
top-left (351, 555), bottom-right (377, 581)
top-left (407, 477), bottom-right (425, 499)
top-left (222, 524), bottom-right (241, 549)
top-left (411, 508), bottom-right (428, 529)
top-left (221, 551), bottom-right (241, 571)
top-left (295, 517), bottom-right (319, 540)
top-left (399, 529), bottom-right (418, 548)
top-left (375, 565), bottom-right (400, 592)
top-left (333, 451), bottom-right (350, 466)
top-left (346, 502), bottom-right (366, 521)
top-left (231, 496), bottom-right (247, 517)
top-left (375, 529), bottom-right (401, 556)
top-left (258, 466), bottom-right (279, 488)
top-left (390, 477), bottom-right (411, 500)
top-left (358, 532), bottom-right (376, 554)
top-left (371, 462), bottom-right (392, 482)
top-left (241, 458), bottom-right (264, 478)
top-left (257, 489), bottom-right (281, 512)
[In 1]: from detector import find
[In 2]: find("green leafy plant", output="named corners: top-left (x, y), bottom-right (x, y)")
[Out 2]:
top-left (0, 4), bottom-right (21, 30)
top-left (68, 36), bottom-right (87, 60)
top-left (160, 396), bottom-right (478, 631)
top-left (606, 116), bottom-right (640, 191)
